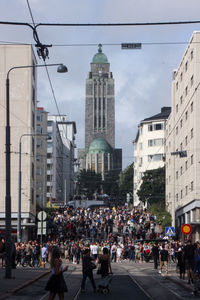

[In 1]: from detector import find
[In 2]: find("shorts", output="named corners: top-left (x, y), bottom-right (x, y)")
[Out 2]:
top-left (185, 259), bottom-right (194, 271)
top-left (42, 257), bottom-right (47, 263)
top-left (160, 261), bottom-right (168, 267)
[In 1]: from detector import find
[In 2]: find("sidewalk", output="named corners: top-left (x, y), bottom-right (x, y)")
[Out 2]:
top-left (0, 265), bottom-right (50, 300)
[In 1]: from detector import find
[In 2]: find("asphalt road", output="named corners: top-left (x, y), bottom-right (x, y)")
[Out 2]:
top-left (5, 261), bottom-right (200, 300)
top-left (77, 264), bottom-right (150, 300)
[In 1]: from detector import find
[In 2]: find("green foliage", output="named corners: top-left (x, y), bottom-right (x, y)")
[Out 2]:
top-left (44, 207), bottom-right (55, 219)
top-left (118, 163), bottom-right (133, 200)
top-left (149, 202), bottom-right (172, 228)
top-left (103, 169), bottom-right (121, 196)
top-left (137, 167), bottom-right (165, 206)
top-left (76, 169), bottom-right (102, 198)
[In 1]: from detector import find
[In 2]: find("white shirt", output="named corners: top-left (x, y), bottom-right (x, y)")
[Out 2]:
top-left (90, 245), bottom-right (98, 255)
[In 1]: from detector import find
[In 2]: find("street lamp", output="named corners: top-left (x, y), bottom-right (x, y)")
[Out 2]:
top-left (18, 133), bottom-right (49, 243)
top-left (5, 63), bottom-right (67, 279)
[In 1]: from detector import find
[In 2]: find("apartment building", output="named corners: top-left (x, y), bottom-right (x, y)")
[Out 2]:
top-left (133, 107), bottom-right (171, 207)
top-left (166, 31), bottom-right (200, 240)
top-left (36, 107), bottom-right (48, 208)
top-left (46, 115), bottom-right (77, 205)
top-left (0, 45), bottom-right (37, 240)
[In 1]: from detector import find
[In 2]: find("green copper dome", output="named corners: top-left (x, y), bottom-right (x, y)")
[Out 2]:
top-left (88, 138), bottom-right (113, 154)
top-left (92, 44), bottom-right (109, 64)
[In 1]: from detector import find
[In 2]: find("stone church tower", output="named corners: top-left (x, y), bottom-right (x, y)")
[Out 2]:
top-left (78, 44), bottom-right (122, 179)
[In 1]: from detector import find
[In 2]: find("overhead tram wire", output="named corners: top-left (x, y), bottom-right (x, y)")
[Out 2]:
top-left (26, 0), bottom-right (70, 145)
top-left (3, 40), bottom-right (200, 48)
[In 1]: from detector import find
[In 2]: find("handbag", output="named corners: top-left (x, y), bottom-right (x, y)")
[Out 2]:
top-left (89, 262), bottom-right (96, 270)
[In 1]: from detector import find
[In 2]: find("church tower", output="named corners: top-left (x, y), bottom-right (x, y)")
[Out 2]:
top-left (85, 44), bottom-right (115, 151)
top-left (78, 44), bottom-right (122, 179)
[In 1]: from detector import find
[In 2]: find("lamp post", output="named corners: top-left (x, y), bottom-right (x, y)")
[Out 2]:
top-left (5, 63), bottom-right (67, 279)
top-left (18, 133), bottom-right (49, 243)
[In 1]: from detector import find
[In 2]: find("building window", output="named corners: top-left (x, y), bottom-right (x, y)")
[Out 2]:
top-left (32, 163), bottom-right (34, 179)
top-left (185, 111), bottom-right (188, 121)
top-left (32, 86), bottom-right (35, 104)
top-left (180, 143), bottom-right (183, 151)
top-left (32, 137), bottom-right (34, 154)
top-left (176, 171), bottom-right (178, 179)
top-left (148, 138), bottom-right (164, 147)
top-left (154, 123), bottom-right (163, 130)
top-left (191, 128), bottom-right (194, 139)
top-left (185, 61), bottom-right (188, 72)
top-left (185, 136), bottom-right (188, 146)
top-left (185, 86), bottom-right (188, 96)
top-left (148, 154), bottom-right (163, 162)
top-left (180, 72), bottom-right (183, 81)
top-left (176, 104), bottom-right (178, 113)
top-left (191, 49), bottom-right (194, 60)
top-left (176, 82), bottom-right (178, 90)
top-left (185, 160), bottom-right (188, 171)
top-left (36, 167), bottom-right (41, 175)
top-left (176, 193), bottom-right (178, 202)
top-left (148, 124), bottom-right (153, 131)
top-left (191, 155), bottom-right (194, 165)
top-left (32, 60), bottom-right (36, 80)
top-left (185, 185), bottom-right (188, 195)
top-left (32, 111), bottom-right (35, 129)
top-left (176, 126), bottom-right (178, 135)
top-left (181, 190), bottom-right (183, 199)
top-left (191, 181), bottom-right (194, 191)
top-left (180, 119), bottom-right (183, 128)
top-left (36, 154), bottom-right (41, 161)
top-left (191, 102), bottom-right (193, 112)
top-left (191, 75), bottom-right (194, 87)
top-left (180, 95), bottom-right (183, 105)
top-left (139, 157), bottom-right (143, 166)
top-left (180, 166), bottom-right (183, 175)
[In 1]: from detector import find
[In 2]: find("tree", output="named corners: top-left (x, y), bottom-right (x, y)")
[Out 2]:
top-left (103, 169), bottom-right (121, 196)
top-left (118, 163), bottom-right (133, 201)
top-left (137, 167), bottom-right (165, 206)
top-left (76, 169), bottom-right (102, 198)
top-left (149, 202), bottom-right (172, 228)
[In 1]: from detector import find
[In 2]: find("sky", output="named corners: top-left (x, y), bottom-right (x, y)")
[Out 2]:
top-left (1, 0), bottom-right (200, 169)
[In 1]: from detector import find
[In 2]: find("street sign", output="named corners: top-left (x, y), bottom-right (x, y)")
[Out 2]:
top-left (181, 224), bottom-right (192, 235)
top-left (38, 221), bottom-right (47, 228)
top-left (165, 226), bottom-right (175, 237)
top-left (37, 228), bottom-right (46, 235)
top-left (37, 211), bottom-right (47, 221)
top-left (121, 43), bottom-right (142, 50)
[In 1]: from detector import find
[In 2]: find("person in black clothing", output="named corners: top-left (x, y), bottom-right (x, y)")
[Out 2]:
top-left (81, 248), bottom-right (96, 293)
top-left (159, 244), bottom-right (169, 274)
top-left (177, 247), bottom-right (185, 279)
top-left (98, 247), bottom-right (112, 278)
top-left (183, 240), bottom-right (195, 284)
top-left (151, 242), bottom-right (159, 270)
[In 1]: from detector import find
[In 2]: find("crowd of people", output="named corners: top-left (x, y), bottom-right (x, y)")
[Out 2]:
top-left (1, 205), bottom-right (200, 295)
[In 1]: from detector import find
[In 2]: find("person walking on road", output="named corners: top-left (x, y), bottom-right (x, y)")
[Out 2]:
top-left (45, 246), bottom-right (68, 300)
top-left (151, 242), bottom-right (159, 270)
top-left (81, 248), bottom-right (96, 293)
top-left (98, 247), bottom-right (112, 278)
top-left (159, 244), bottom-right (169, 274)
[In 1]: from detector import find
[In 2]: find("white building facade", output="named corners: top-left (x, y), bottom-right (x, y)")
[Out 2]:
top-left (166, 31), bottom-right (200, 241)
top-left (46, 115), bottom-right (76, 205)
top-left (133, 107), bottom-right (171, 207)
top-left (0, 45), bottom-right (37, 240)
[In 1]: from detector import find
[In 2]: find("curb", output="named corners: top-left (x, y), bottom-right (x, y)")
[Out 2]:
top-left (0, 269), bottom-right (51, 300)
top-left (167, 276), bottom-right (194, 293)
